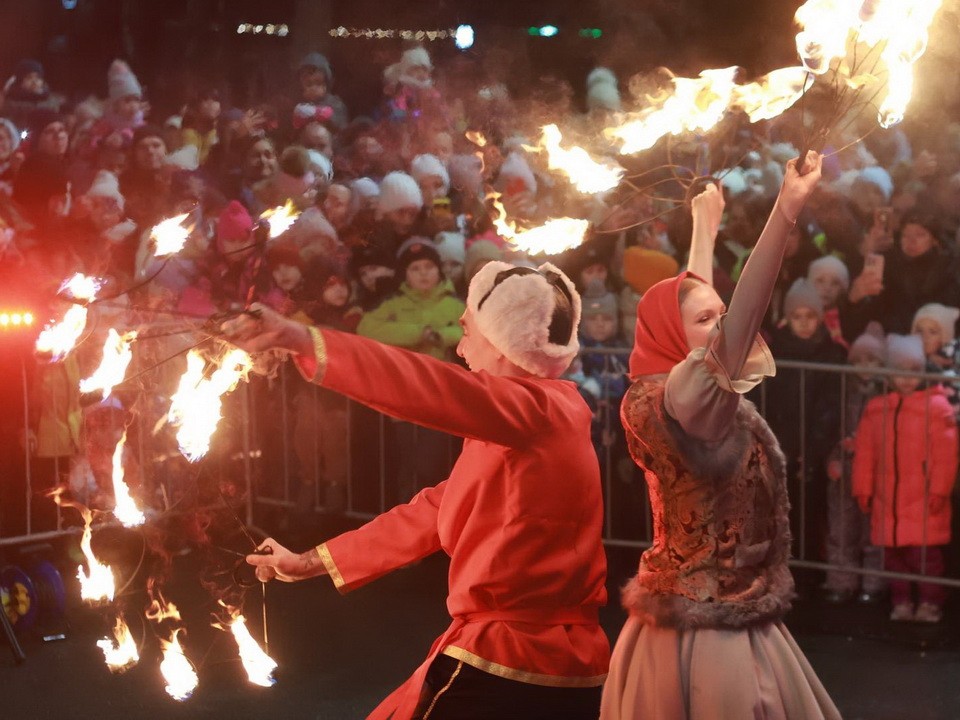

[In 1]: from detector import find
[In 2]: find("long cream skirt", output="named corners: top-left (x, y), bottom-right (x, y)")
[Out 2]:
top-left (600, 616), bottom-right (842, 720)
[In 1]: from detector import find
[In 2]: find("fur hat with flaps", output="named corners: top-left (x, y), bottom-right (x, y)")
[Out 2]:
top-left (912, 303), bottom-right (960, 345)
top-left (885, 333), bottom-right (925, 370)
top-left (467, 260), bottom-right (581, 378)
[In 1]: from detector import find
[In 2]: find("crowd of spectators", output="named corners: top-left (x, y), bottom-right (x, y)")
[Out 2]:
top-left (3, 43), bottom-right (960, 623)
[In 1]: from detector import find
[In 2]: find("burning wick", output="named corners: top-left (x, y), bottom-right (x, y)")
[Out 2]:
top-left (260, 200), bottom-right (300, 239)
top-left (537, 124), bottom-right (624, 194)
top-left (488, 192), bottom-right (590, 255)
top-left (159, 629), bottom-right (198, 701)
top-left (151, 213), bottom-right (193, 257)
top-left (80, 329), bottom-right (138, 399)
top-left (97, 614), bottom-right (139, 673)
top-left (36, 274), bottom-right (102, 361)
top-left (109, 432), bottom-right (145, 528)
top-left (224, 615), bottom-right (277, 687)
top-left (52, 490), bottom-right (116, 603)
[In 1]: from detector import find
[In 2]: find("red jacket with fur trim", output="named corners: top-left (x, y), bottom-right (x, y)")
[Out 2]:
top-left (852, 386), bottom-right (958, 547)
top-left (296, 327), bottom-right (609, 718)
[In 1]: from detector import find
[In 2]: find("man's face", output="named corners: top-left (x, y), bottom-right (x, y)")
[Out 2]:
top-left (457, 309), bottom-right (502, 374)
top-left (134, 136), bottom-right (167, 172)
top-left (302, 123), bottom-right (333, 158)
top-left (38, 122), bottom-right (69, 157)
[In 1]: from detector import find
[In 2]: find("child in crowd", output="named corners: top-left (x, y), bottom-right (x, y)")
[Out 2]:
top-left (90, 60), bottom-right (147, 149)
top-left (369, 171), bottom-right (423, 256)
top-left (823, 323), bottom-right (887, 603)
top-left (434, 231), bottom-right (466, 296)
top-left (295, 52), bottom-right (349, 132)
top-left (766, 278), bottom-right (847, 558)
top-left (181, 89), bottom-right (222, 165)
top-left (410, 153), bottom-right (456, 234)
top-left (262, 240), bottom-right (308, 318)
top-left (808, 255), bottom-right (851, 349)
top-left (357, 238), bottom-right (464, 502)
top-left (349, 243), bottom-right (396, 311)
top-left (912, 302), bottom-right (960, 420)
top-left (853, 334), bottom-right (958, 623)
top-left (2, 59), bottom-right (63, 127)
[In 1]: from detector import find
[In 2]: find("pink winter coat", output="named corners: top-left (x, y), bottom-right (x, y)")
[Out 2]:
top-left (852, 387), bottom-right (958, 547)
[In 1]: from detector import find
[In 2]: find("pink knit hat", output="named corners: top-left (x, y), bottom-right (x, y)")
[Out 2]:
top-left (217, 201), bottom-right (253, 250)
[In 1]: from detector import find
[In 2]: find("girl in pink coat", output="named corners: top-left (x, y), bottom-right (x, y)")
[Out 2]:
top-left (853, 333), bottom-right (958, 623)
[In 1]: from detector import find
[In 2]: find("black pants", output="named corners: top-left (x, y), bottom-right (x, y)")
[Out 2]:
top-left (416, 655), bottom-right (602, 720)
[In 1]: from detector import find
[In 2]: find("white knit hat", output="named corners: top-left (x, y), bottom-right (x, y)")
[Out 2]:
top-left (410, 154), bottom-right (450, 197)
top-left (497, 152), bottom-right (537, 196)
top-left (400, 46), bottom-right (432, 75)
top-left (807, 255), bottom-right (850, 291)
top-left (784, 278), bottom-right (824, 319)
top-left (377, 172), bottom-right (423, 216)
top-left (352, 176), bottom-right (380, 200)
top-left (885, 334), bottom-right (925, 370)
top-left (848, 322), bottom-right (886, 364)
top-left (85, 169), bottom-right (124, 210)
top-left (467, 260), bottom-right (581, 378)
top-left (435, 232), bottom-right (465, 264)
top-left (108, 59), bottom-right (142, 100)
top-left (858, 166), bottom-right (894, 202)
top-left (586, 67), bottom-right (620, 112)
top-left (307, 149), bottom-right (333, 183)
top-left (912, 303), bottom-right (960, 344)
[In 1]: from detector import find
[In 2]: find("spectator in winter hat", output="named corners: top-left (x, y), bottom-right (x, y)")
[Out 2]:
top-left (349, 242), bottom-right (396, 311)
top-left (322, 183), bottom-right (356, 232)
top-left (371, 171), bottom-right (424, 254)
top-left (252, 145), bottom-right (318, 214)
top-left (429, 130), bottom-right (454, 168)
top-left (299, 120), bottom-right (333, 159)
top-left (410, 154), bottom-right (450, 204)
top-left (296, 51), bottom-right (349, 131)
top-left (463, 238), bottom-right (503, 285)
top-left (580, 286), bottom-right (620, 344)
top-left (2, 59), bottom-right (62, 128)
top-left (181, 88), bottom-right (222, 165)
top-left (782, 277), bottom-right (825, 339)
top-left (435, 231), bottom-right (466, 289)
top-left (118, 125), bottom-right (172, 228)
top-left (808, 255), bottom-right (851, 348)
top-left (398, 46), bottom-right (433, 90)
top-left (912, 303), bottom-right (960, 363)
top-left (13, 110), bottom-right (70, 227)
top-left (351, 177), bottom-right (379, 211)
top-left (216, 200), bottom-right (255, 260)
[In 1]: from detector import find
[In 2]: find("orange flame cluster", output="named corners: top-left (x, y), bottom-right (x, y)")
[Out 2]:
top-left (215, 608), bottom-right (278, 688)
top-left (35, 274), bottom-right (102, 361)
top-left (80, 329), bottom-right (137, 399)
top-left (97, 614), bottom-right (139, 672)
top-left (489, 193), bottom-right (589, 256)
top-left (537, 124), bottom-right (624, 194)
top-left (109, 432), bottom-right (145, 528)
top-left (159, 629), bottom-right (198, 701)
top-left (151, 213), bottom-right (193, 257)
top-left (260, 200), bottom-right (301, 239)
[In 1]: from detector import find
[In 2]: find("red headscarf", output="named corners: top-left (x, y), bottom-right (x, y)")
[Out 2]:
top-left (629, 270), bottom-right (703, 379)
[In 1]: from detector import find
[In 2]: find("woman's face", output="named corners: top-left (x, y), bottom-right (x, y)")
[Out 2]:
top-left (38, 121), bottom-right (69, 157)
top-left (323, 184), bottom-right (352, 229)
top-left (900, 222), bottom-right (935, 258)
top-left (914, 318), bottom-right (944, 356)
top-left (245, 139), bottom-right (278, 181)
top-left (680, 282), bottom-right (725, 351)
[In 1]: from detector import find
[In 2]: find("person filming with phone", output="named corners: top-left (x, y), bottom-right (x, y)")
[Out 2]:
top-left (843, 210), bottom-right (960, 337)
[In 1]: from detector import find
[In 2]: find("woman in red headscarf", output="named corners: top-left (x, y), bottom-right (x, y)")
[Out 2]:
top-left (601, 155), bottom-right (841, 720)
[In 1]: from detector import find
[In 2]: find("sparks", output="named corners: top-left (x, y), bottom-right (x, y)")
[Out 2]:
top-left (151, 213), bottom-right (192, 257)
top-left (167, 348), bottom-right (253, 462)
top-left (97, 614), bottom-right (139, 672)
top-left (109, 432), bottom-right (145, 528)
top-left (537, 124), bottom-right (624, 194)
top-left (79, 329), bottom-right (138, 399)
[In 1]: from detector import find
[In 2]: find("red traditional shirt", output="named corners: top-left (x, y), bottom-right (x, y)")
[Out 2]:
top-left (296, 327), bottom-right (609, 719)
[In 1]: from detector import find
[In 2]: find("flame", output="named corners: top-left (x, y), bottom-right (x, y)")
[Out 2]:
top-left (36, 274), bottom-right (101, 360)
top-left (225, 615), bottom-right (277, 687)
top-left (145, 593), bottom-right (182, 624)
top-left (733, 66), bottom-right (812, 122)
top-left (793, 0), bottom-right (943, 127)
top-left (167, 348), bottom-right (253, 462)
top-left (109, 432), bottom-right (145, 528)
top-left (537, 124), bottom-right (624, 194)
top-left (52, 491), bottom-right (116, 603)
top-left (489, 194), bottom-right (590, 255)
top-left (151, 213), bottom-right (193, 257)
top-left (97, 614), bottom-right (139, 672)
top-left (159, 629), bottom-right (198, 701)
top-left (260, 200), bottom-right (300, 239)
top-left (466, 130), bottom-right (487, 147)
top-left (80, 329), bottom-right (137, 399)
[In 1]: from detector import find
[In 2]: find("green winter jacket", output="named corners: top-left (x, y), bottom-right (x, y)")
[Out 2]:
top-left (357, 279), bottom-right (465, 360)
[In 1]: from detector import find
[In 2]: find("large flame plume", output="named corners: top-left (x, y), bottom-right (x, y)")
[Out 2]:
top-left (167, 348), bottom-right (252, 462)
top-left (52, 491), bottom-right (116, 603)
top-left (151, 213), bottom-right (193, 257)
top-left (159, 629), bottom-right (198, 701)
top-left (35, 274), bottom-right (102, 361)
top-left (110, 432), bottom-right (145, 528)
top-left (216, 610), bottom-right (277, 688)
top-left (489, 194), bottom-right (589, 255)
top-left (80, 329), bottom-right (138, 399)
top-left (260, 200), bottom-right (301, 239)
top-left (537, 124), bottom-right (624, 194)
top-left (97, 613), bottom-right (139, 672)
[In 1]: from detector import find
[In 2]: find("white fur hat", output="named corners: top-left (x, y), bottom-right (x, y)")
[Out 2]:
top-left (497, 152), bottom-right (538, 196)
top-left (913, 302), bottom-right (960, 344)
top-left (85, 169), bottom-right (124, 210)
top-left (587, 82), bottom-right (621, 112)
top-left (377, 171), bottom-right (423, 216)
top-left (410, 153), bottom-right (450, 197)
top-left (352, 176), bottom-right (380, 200)
top-left (807, 255), bottom-right (850, 291)
top-left (885, 333), bottom-right (925, 369)
top-left (435, 232), bottom-right (465, 264)
top-left (108, 59), bottom-right (142, 100)
top-left (400, 46), bottom-right (432, 75)
top-left (467, 260), bottom-right (581, 378)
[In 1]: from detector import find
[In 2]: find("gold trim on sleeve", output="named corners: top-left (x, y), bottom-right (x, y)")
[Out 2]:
top-left (316, 543), bottom-right (346, 592)
top-left (441, 646), bottom-right (606, 688)
top-left (308, 326), bottom-right (328, 384)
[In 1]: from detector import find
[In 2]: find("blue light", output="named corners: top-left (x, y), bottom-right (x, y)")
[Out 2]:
top-left (455, 24), bottom-right (475, 50)
top-left (62, 0), bottom-right (78, 8)
top-left (539, 25), bottom-right (558, 37)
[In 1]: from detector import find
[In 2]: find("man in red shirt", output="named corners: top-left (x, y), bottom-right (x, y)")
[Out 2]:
top-left (225, 261), bottom-right (609, 720)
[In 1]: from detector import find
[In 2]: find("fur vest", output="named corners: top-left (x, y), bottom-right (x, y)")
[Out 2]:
top-left (620, 378), bottom-right (795, 629)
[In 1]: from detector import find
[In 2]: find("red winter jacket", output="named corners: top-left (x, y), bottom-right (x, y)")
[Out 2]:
top-left (852, 387), bottom-right (958, 547)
